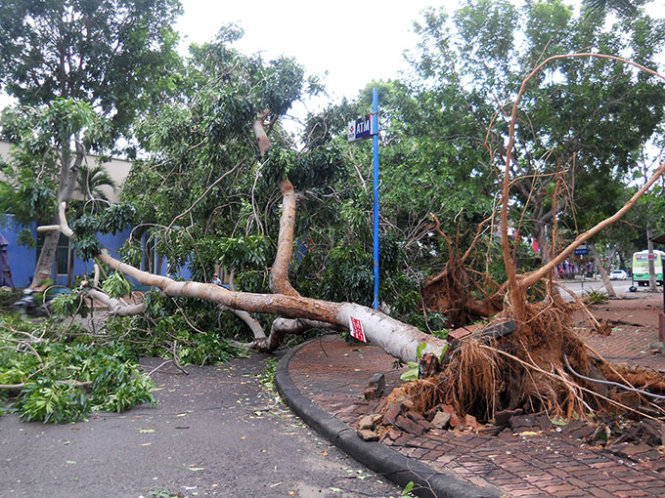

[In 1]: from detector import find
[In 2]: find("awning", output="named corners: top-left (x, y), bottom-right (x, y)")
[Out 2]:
top-left (651, 233), bottom-right (665, 245)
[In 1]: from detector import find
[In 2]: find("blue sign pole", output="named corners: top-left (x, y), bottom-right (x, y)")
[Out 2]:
top-left (372, 89), bottom-right (380, 310)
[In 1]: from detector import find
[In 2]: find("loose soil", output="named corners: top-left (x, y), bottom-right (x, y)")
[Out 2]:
top-left (366, 288), bottom-right (665, 468)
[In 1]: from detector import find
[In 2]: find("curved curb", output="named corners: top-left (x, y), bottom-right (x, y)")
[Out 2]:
top-left (275, 339), bottom-right (503, 498)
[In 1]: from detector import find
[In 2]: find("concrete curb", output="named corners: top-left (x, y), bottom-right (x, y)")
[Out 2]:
top-left (275, 339), bottom-right (503, 498)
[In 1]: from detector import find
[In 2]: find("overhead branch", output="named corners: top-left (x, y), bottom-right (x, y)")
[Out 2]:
top-left (521, 160), bottom-right (665, 288)
top-left (165, 159), bottom-right (246, 234)
top-left (251, 108), bottom-right (300, 297)
top-left (429, 213), bottom-right (454, 261)
top-left (86, 288), bottom-right (145, 317)
top-left (251, 318), bottom-right (341, 353)
top-left (37, 202), bottom-right (74, 239)
top-left (501, 53), bottom-right (665, 312)
top-left (253, 109), bottom-right (271, 158)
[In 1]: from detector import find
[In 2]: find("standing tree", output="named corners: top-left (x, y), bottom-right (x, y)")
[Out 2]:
top-left (0, 0), bottom-right (182, 285)
top-left (409, 0), bottom-right (665, 269)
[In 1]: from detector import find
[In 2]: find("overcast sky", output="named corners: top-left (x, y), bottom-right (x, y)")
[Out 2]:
top-left (1, 1), bottom-right (664, 119)
top-left (176, 0), bottom-right (437, 104)
top-left (176, 0), bottom-right (665, 124)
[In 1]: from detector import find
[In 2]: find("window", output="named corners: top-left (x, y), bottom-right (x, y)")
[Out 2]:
top-left (36, 232), bottom-right (70, 276)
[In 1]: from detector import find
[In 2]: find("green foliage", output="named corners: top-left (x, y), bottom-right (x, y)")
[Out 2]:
top-left (584, 290), bottom-right (609, 305)
top-left (98, 203), bottom-right (138, 235)
top-left (102, 300), bottom-right (243, 366)
top-left (77, 164), bottom-right (116, 203)
top-left (0, 288), bottom-right (22, 312)
top-left (1, 315), bottom-right (155, 423)
top-left (102, 272), bottom-right (132, 298)
top-left (50, 292), bottom-right (89, 318)
top-left (174, 329), bottom-right (239, 366)
top-left (319, 244), bottom-right (374, 306)
top-left (431, 329), bottom-right (450, 340)
top-left (400, 343), bottom-right (428, 382)
top-left (408, 0), bottom-right (665, 273)
top-left (259, 358), bottom-right (279, 393)
top-left (401, 481), bottom-right (415, 497)
top-left (14, 380), bottom-right (91, 424)
top-left (0, 0), bottom-right (183, 135)
top-left (119, 239), bottom-right (145, 269)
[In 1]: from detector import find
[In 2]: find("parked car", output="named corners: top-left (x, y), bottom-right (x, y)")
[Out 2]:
top-left (609, 269), bottom-right (628, 280)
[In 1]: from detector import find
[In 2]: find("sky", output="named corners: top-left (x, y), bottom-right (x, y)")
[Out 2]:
top-left (2, 1), bottom-right (664, 120)
top-left (175, 0), bottom-right (665, 125)
top-left (175, 0), bottom-right (443, 122)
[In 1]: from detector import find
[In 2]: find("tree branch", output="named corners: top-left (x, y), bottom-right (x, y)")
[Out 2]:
top-left (270, 179), bottom-right (300, 297)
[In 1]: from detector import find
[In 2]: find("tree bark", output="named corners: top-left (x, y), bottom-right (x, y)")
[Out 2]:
top-left (590, 243), bottom-right (616, 298)
top-left (86, 289), bottom-right (145, 317)
top-left (96, 250), bottom-right (445, 362)
top-left (647, 223), bottom-right (658, 290)
top-left (31, 143), bottom-right (85, 287)
top-left (32, 230), bottom-right (59, 286)
top-left (270, 180), bottom-right (300, 297)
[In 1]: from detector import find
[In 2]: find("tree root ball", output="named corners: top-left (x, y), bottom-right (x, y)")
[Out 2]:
top-left (382, 301), bottom-right (665, 424)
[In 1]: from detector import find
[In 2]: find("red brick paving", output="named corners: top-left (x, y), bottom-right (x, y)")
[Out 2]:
top-left (289, 293), bottom-right (665, 498)
top-left (575, 292), bottom-right (665, 371)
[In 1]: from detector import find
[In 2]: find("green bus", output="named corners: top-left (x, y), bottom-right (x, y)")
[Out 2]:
top-left (632, 249), bottom-right (665, 286)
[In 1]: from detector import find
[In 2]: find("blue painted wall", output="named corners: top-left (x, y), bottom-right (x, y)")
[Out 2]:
top-left (0, 215), bottom-right (37, 288)
top-left (1, 215), bottom-right (194, 288)
top-left (64, 226), bottom-right (134, 286)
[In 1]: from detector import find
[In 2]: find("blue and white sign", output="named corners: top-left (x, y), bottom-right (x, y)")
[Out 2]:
top-left (348, 114), bottom-right (374, 141)
top-left (574, 242), bottom-right (589, 256)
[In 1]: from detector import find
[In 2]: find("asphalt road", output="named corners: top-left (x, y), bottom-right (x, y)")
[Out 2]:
top-left (560, 278), bottom-right (634, 297)
top-left (0, 355), bottom-right (402, 498)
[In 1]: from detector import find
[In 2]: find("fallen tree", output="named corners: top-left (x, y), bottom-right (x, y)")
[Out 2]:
top-left (38, 53), bottom-right (665, 429)
top-left (379, 54), bottom-right (665, 424)
top-left (42, 111), bottom-right (447, 364)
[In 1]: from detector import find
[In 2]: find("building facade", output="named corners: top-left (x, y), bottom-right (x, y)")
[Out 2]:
top-left (0, 141), bottom-right (138, 287)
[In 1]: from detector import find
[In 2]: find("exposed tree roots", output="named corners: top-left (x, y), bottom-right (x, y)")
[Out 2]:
top-left (422, 258), bottom-right (502, 328)
top-left (382, 300), bottom-right (665, 425)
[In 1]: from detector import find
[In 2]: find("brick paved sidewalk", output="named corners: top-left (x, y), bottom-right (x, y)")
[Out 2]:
top-left (575, 292), bottom-right (665, 371)
top-left (288, 335), bottom-right (665, 497)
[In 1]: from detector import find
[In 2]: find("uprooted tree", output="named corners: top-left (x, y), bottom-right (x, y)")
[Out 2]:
top-left (4, 2), bottom-right (665, 427)
top-left (35, 43), bottom-right (665, 427)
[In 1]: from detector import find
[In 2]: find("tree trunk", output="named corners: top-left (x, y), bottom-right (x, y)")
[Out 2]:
top-left (31, 143), bottom-right (84, 288)
top-left (647, 223), bottom-right (658, 290)
top-left (590, 243), bottom-right (616, 298)
top-left (31, 230), bottom-right (59, 286)
top-left (97, 251), bottom-right (446, 363)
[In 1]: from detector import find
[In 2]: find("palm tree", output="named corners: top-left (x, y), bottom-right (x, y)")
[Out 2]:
top-left (77, 164), bottom-right (116, 203)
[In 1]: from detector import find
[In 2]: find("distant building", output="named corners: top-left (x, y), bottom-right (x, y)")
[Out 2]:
top-left (0, 141), bottom-right (133, 286)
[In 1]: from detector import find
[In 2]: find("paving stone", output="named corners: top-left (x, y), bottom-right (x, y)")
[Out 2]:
top-left (393, 414), bottom-right (429, 436)
top-left (288, 334), bottom-right (665, 498)
top-left (431, 410), bottom-right (451, 429)
top-left (383, 401), bottom-right (402, 426)
top-left (587, 488), bottom-right (615, 498)
top-left (357, 428), bottom-right (380, 441)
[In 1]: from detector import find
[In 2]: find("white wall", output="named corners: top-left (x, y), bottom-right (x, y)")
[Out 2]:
top-left (0, 141), bottom-right (131, 203)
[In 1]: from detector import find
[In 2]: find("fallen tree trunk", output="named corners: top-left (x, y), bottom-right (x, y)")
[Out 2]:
top-left (98, 250), bottom-right (445, 362)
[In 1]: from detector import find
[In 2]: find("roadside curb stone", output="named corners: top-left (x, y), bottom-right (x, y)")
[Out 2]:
top-left (277, 333), bottom-right (665, 497)
top-left (275, 338), bottom-right (503, 498)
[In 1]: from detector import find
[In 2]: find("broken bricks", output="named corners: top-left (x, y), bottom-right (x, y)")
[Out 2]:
top-left (356, 413), bottom-right (383, 441)
top-left (363, 372), bottom-right (386, 400)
